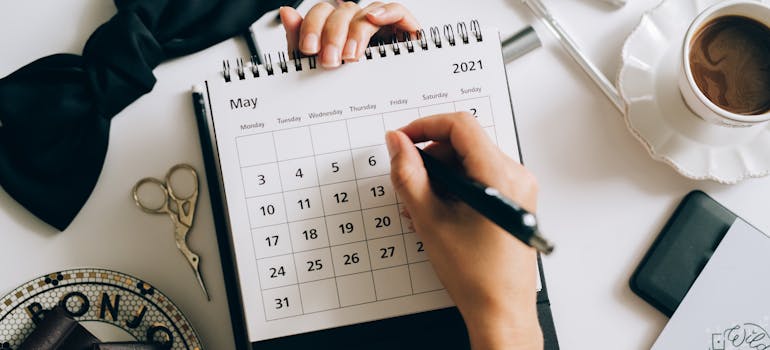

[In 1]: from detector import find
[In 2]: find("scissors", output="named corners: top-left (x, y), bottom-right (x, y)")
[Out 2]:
top-left (132, 164), bottom-right (210, 301)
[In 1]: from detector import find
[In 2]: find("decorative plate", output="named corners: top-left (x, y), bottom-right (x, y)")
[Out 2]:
top-left (0, 268), bottom-right (202, 350)
top-left (617, 0), bottom-right (770, 184)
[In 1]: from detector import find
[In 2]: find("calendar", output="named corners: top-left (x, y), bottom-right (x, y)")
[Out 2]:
top-left (198, 22), bottom-right (537, 344)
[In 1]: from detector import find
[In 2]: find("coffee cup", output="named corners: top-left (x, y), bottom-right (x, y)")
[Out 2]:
top-left (679, 0), bottom-right (770, 127)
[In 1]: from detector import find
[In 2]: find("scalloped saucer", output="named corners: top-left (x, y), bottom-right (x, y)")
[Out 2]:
top-left (617, 0), bottom-right (770, 184)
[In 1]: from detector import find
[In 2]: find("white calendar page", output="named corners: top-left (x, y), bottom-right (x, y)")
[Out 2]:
top-left (204, 27), bottom-right (537, 342)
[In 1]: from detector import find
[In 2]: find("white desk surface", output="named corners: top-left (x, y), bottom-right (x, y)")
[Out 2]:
top-left (2, 0), bottom-right (770, 349)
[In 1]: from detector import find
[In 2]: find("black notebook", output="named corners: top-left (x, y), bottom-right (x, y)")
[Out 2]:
top-left (194, 20), bottom-right (559, 349)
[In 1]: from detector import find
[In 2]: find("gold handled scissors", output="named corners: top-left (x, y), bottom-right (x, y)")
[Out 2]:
top-left (132, 164), bottom-right (210, 301)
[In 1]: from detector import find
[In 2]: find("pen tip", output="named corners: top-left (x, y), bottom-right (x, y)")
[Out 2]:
top-left (530, 234), bottom-right (554, 255)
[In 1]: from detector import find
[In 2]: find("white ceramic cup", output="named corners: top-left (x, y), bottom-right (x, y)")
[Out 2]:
top-left (679, 0), bottom-right (770, 127)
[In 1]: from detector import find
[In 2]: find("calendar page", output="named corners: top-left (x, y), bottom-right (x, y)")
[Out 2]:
top-left (204, 26), bottom-right (537, 342)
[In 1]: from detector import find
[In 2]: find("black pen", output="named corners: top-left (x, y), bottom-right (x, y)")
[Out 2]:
top-left (192, 87), bottom-right (208, 128)
top-left (417, 148), bottom-right (554, 254)
top-left (243, 26), bottom-right (264, 65)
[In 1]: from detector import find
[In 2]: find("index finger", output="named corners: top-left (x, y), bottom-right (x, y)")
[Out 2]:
top-left (398, 112), bottom-right (496, 161)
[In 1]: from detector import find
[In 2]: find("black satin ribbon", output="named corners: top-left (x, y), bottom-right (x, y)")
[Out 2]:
top-left (0, 0), bottom-right (290, 230)
top-left (19, 306), bottom-right (163, 350)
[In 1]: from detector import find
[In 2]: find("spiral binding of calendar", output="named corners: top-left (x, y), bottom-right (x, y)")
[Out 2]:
top-left (221, 20), bottom-right (483, 82)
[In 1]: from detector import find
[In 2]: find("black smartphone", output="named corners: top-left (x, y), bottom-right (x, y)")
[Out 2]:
top-left (630, 190), bottom-right (737, 317)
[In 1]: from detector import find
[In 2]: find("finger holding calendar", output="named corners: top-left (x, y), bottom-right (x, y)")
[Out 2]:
top-left (278, 2), bottom-right (419, 68)
top-left (385, 113), bottom-right (543, 350)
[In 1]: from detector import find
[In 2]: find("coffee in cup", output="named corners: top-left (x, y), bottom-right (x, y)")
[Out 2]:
top-left (679, 0), bottom-right (770, 127)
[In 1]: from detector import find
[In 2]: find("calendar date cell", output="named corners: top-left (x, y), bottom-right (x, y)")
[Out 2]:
top-left (237, 133), bottom-right (277, 167)
top-left (253, 224), bottom-right (292, 259)
top-left (288, 217), bottom-right (330, 252)
top-left (331, 241), bottom-right (371, 276)
top-left (257, 254), bottom-right (298, 290)
top-left (293, 247), bottom-right (335, 283)
top-left (352, 145), bottom-right (390, 178)
top-left (398, 204), bottom-right (414, 233)
top-left (242, 163), bottom-right (282, 197)
top-left (454, 97), bottom-right (493, 127)
top-left (336, 272), bottom-right (376, 307)
top-left (383, 109), bottom-right (419, 131)
top-left (310, 121), bottom-right (350, 154)
top-left (278, 156), bottom-right (319, 191)
top-left (368, 235), bottom-right (407, 270)
top-left (319, 181), bottom-right (361, 215)
top-left (247, 193), bottom-right (287, 227)
top-left (357, 175), bottom-right (396, 209)
top-left (283, 187), bottom-right (324, 221)
top-left (418, 103), bottom-right (455, 117)
top-left (410, 261), bottom-right (444, 293)
top-left (315, 151), bottom-right (355, 185)
top-left (373, 265), bottom-right (413, 300)
top-left (403, 232), bottom-right (428, 263)
top-left (299, 278), bottom-right (340, 313)
top-left (325, 211), bottom-right (366, 246)
top-left (274, 127), bottom-right (313, 160)
top-left (347, 114), bottom-right (385, 149)
top-left (362, 205), bottom-right (402, 239)
top-left (262, 285), bottom-right (302, 320)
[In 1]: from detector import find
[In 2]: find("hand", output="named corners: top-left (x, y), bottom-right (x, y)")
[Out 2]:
top-left (279, 1), bottom-right (419, 68)
top-left (385, 113), bottom-right (543, 350)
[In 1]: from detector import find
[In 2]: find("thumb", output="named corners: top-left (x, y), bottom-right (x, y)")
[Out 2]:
top-left (386, 131), bottom-right (432, 208)
top-left (365, 3), bottom-right (420, 33)
top-left (280, 6), bottom-right (303, 55)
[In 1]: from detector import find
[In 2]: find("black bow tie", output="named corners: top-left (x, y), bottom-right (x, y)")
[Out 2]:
top-left (0, 0), bottom-right (290, 230)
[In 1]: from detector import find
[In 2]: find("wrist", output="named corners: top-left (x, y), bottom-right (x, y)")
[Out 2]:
top-left (464, 304), bottom-right (542, 350)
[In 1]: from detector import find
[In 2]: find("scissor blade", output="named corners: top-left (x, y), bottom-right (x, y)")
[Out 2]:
top-left (191, 264), bottom-right (210, 301)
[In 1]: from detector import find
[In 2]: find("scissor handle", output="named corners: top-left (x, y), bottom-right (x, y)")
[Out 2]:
top-left (132, 177), bottom-right (170, 214)
top-left (164, 164), bottom-right (199, 202)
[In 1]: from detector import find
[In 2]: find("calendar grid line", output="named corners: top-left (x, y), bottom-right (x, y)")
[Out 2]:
top-left (378, 111), bottom-right (418, 297)
top-left (233, 95), bottom-right (492, 144)
top-left (271, 132), bottom-right (305, 317)
top-left (233, 128), bottom-right (274, 324)
top-left (260, 285), bottom-right (447, 322)
top-left (398, 229), bottom-right (415, 295)
top-left (261, 260), bottom-right (432, 291)
top-left (488, 96), bottom-right (501, 149)
top-left (239, 124), bottom-right (493, 169)
top-left (249, 203), bottom-right (407, 230)
top-left (242, 170), bottom-right (397, 201)
top-left (243, 96), bottom-right (494, 322)
top-left (343, 118), bottom-right (379, 302)
top-left (307, 123), bottom-right (343, 310)
top-left (251, 229), bottom-right (428, 259)
top-left (239, 144), bottom-right (387, 168)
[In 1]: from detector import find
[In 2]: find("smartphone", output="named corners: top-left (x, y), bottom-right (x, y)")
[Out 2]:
top-left (630, 190), bottom-right (737, 317)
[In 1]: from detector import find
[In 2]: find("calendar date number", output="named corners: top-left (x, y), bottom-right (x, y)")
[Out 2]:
top-left (452, 60), bottom-right (483, 74)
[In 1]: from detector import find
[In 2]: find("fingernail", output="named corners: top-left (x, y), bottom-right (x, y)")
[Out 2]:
top-left (301, 33), bottom-right (319, 53)
top-left (368, 7), bottom-right (386, 17)
top-left (321, 45), bottom-right (341, 68)
top-left (342, 39), bottom-right (358, 60)
top-left (385, 131), bottom-right (400, 160)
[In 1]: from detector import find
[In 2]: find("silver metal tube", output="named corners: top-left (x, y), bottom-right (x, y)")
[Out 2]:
top-left (523, 0), bottom-right (625, 112)
top-left (502, 26), bottom-right (542, 63)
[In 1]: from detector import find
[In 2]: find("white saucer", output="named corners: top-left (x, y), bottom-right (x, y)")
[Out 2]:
top-left (617, 0), bottom-right (770, 184)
